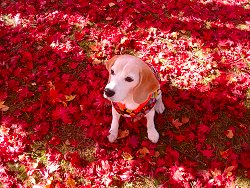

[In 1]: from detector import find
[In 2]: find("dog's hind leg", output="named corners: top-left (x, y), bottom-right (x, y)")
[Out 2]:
top-left (146, 109), bottom-right (159, 143)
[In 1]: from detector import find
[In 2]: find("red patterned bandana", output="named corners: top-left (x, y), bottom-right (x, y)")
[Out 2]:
top-left (112, 89), bottom-right (160, 121)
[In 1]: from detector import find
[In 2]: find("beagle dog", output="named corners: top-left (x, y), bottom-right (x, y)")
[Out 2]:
top-left (104, 55), bottom-right (165, 143)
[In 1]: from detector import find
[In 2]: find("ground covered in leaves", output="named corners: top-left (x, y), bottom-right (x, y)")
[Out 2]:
top-left (0, 0), bottom-right (250, 187)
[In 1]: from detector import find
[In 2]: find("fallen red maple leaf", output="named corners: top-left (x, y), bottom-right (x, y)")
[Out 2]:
top-left (48, 136), bottom-right (61, 146)
top-left (198, 124), bottom-right (211, 134)
top-left (181, 116), bottom-right (189, 124)
top-left (126, 135), bottom-right (139, 148)
top-left (52, 106), bottom-right (72, 124)
top-left (239, 151), bottom-right (250, 169)
top-left (164, 96), bottom-right (181, 110)
top-left (201, 149), bottom-right (214, 159)
top-left (165, 146), bottom-right (180, 166)
top-left (49, 89), bottom-right (64, 104)
top-left (175, 134), bottom-right (186, 142)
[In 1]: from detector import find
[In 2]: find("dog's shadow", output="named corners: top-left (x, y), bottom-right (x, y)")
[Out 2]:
top-left (100, 72), bottom-right (249, 185)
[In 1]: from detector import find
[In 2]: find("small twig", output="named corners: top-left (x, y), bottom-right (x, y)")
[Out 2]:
top-left (163, 139), bottom-right (208, 167)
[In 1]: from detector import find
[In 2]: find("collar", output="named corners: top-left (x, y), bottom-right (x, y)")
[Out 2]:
top-left (112, 89), bottom-right (160, 121)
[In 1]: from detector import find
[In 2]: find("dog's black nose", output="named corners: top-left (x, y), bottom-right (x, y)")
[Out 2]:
top-left (104, 88), bottom-right (115, 97)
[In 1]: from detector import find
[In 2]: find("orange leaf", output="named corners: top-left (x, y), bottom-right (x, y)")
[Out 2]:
top-left (44, 178), bottom-right (53, 188)
top-left (225, 129), bottom-right (234, 139)
top-left (0, 101), bottom-right (9, 111)
top-left (89, 45), bottom-right (98, 51)
top-left (224, 165), bottom-right (236, 176)
top-left (0, 127), bottom-right (9, 135)
top-left (122, 152), bottom-right (134, 160)
top-left (137, 147), bottom-right (150, 157)
top-left (44, 185), bottom-right (52, 188)
top-left (66, 177), bottom-right (76, 188)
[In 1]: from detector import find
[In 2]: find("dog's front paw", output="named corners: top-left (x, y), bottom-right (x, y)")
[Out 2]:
top-left (107, 130), bottom-right (118, 143)
top-left (155, 100), bottom-right (165, 114)
top-left (147, 128), bottom-right (159, 143)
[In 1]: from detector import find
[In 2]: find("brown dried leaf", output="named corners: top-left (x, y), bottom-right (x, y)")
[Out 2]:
top-left (117, 130), bottom-right (129, 139)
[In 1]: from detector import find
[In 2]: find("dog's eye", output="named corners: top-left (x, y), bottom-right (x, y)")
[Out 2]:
top-left (125, 77), bottom-right (134, 82)
top-left (111, 69), bottom-right (115, 75)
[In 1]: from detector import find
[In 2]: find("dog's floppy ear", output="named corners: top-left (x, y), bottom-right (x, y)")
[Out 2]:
top-left (133, 65), bottom-right (159, 104)
top-left (106, 55), bottom-right (118, 83)
top-left (106, 55), bottom-right (118, 71)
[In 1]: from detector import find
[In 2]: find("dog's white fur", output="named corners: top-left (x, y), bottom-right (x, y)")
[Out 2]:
top-left (104, 55), bottom-right (165, 143)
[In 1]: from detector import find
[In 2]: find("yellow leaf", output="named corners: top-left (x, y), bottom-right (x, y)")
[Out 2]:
top-left (171, 32), bottom-right (179, 39)
top-left (0, 101), bottom-right (9, 111)
top-left (122, 152), bottom-right (134, 161)
top-left (195, 49), bottom-right (205, 59)
top-left (65, 95), bottom-right (76, 102)
top-left (92, 59), bottom-right (102, 65)
top-left (237, 24), bottom-right (248, 31)
top-left (211, 168), bottom-right (221, 177)
top-left (120, 37), bottom-right (128, 44)
top-left (149, 27), bottom-right (157, 34)
top-left (205, 21), bottom-right (212, 29)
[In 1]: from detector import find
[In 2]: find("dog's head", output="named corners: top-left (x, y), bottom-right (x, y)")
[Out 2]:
top-left (104, 55), bottom-right (159, 104)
